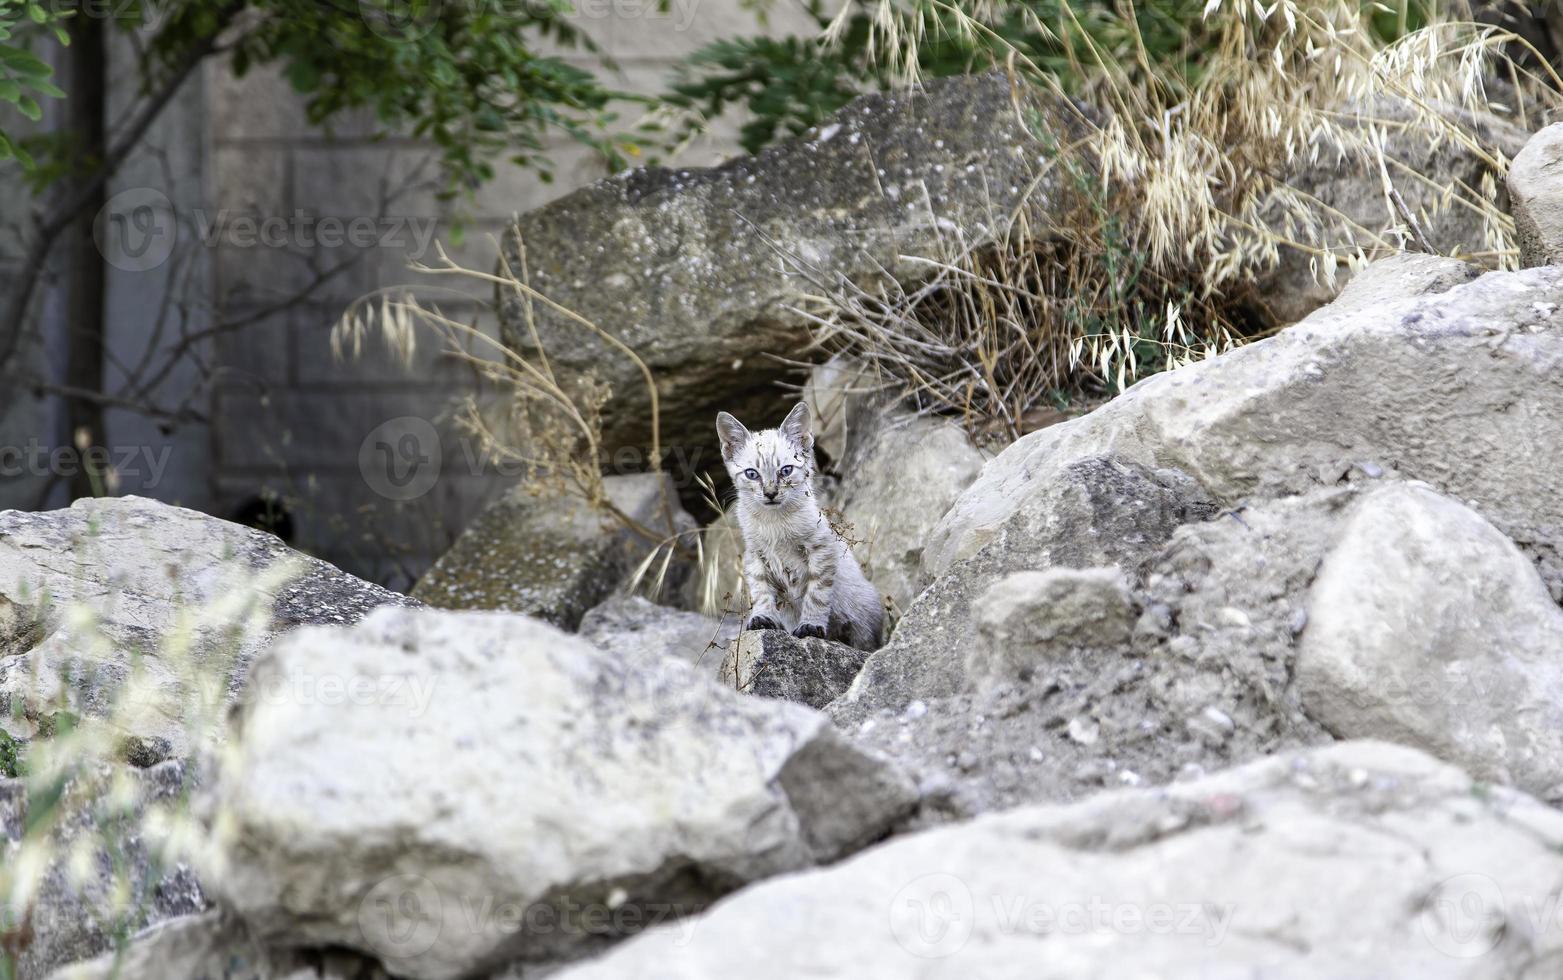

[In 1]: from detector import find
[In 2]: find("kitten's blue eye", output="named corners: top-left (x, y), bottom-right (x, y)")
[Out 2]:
top-left (778, 465), bottom-right (794, 478)
top-left (743, 468), bottom-right (760, 481)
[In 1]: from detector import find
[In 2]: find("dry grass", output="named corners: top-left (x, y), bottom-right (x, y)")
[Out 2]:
top-left (333, 237), bottom-right (698, 571)
top-left (0, 552), bottom-right (300, 979)
top-left (783, 1), bottom-right (1562, 437)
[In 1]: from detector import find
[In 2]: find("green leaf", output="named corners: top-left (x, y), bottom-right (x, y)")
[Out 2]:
top-left (0, 80), bottom-right (19, 103)
top-left (17, 93), bottom-right (40, 121)
top-left (0, 48), bottom-right (52, 77)
top-left (286, 60), bottom-right (320, 93)
top-left (28, 78), bottom-right (64, 99)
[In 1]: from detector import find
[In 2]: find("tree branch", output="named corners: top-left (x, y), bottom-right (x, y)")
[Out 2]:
top-left (0, 0), bottom-right (247, 373)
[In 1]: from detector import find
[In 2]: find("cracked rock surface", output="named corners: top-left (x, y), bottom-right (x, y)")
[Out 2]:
top-left (200, 606), bottom-right (915, 980)
top-left (554, 741), bottom-right (1563, 979)
top-left (0, 496), bottom-right (414, 761)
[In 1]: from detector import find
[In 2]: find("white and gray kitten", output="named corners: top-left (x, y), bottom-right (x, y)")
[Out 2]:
top-left (716, 402), bottom-right (884, 650)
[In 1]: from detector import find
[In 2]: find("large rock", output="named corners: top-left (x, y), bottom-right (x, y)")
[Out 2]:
top-left (928, 263), bottom-right (1563, 591)
top-left (965, 568), bottom-right (1134, 691)
top-left (496, 73), bottom-right (1083, 465)
top-left (1508, 121), bottom-right (1563, 267)
top-left (577, 594), bottom-right (738, 678)
top-left (201, 607), bottom-right (916, 980)
top-left (1318, 252), bottom-right (1480, 315)
top-left (411, 473), bottom-right (693, 630)
top-left (555, 742), bottom-right (1563, 979)
top-left (0, 496), bottom-right (413, 762)
top-left (836, 414), bottom-right (986, 612)
top-left (1297, 482), bottom-right (1563, 799)
top-left (43, 912), bottom-right (385, 980)
top-left (840, 474), bottom-right (1563, 822)
top-left (834, 455), bottom-right (1213, 719)
top-left (836, 484), bottom-right (1337, 820)
top-left (799, 356), bottom-right (885, 468)
top-left (4, 761), bottom-right (206, 980)
top-left (719, 630), bottom-right (870, 710)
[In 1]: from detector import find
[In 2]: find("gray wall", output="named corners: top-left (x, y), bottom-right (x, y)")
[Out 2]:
top-left (3, 1), bottom-right (813, 589)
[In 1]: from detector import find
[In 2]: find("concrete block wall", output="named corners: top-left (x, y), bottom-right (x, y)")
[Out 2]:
top-left (205, 0), bottom-right (818, 588)
top-left (1, 36), bottom-right (211, 515)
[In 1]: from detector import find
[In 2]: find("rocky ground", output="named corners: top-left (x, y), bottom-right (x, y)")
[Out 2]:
top-left (8, 81), bottom-right (1563, 980)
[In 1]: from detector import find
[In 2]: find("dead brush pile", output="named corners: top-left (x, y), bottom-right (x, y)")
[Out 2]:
top-left (784, 0), bottom-right (1563, 441)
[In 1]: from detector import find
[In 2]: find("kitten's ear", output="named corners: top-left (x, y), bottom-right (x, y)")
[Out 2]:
top-left (780, 401), bottom-right (812, 452)
top-left (715, 412), bottom-right (749, 462)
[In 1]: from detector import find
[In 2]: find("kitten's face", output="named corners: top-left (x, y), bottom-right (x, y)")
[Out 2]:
top-left (716, 403), bottom-right (814, 510)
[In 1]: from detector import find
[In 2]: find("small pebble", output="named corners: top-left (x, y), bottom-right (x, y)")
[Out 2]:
top-left (1067, 716), bottom-right (1100, 746)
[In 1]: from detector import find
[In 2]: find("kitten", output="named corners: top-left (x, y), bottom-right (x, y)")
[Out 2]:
top-left (716, 402), bottom-right (884, 651)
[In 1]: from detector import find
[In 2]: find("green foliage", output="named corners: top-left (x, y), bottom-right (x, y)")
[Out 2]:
top-left (661, 0), bottom-right (1442, 156)
top-left (228, 0), bottom-right (644, 196)
top-left (2, 0), bottom-right (643, 197)
top-left (661, 0), bottom-right (1212, 155)
top-left (0, 0), bottom-right (70, 169)
top-left (0, 728), bottom-right (20, 778)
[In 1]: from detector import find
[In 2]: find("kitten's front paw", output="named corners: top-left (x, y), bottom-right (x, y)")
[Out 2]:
top-left (746, 615), bottom-right (785, 632)
top-left (792, 622), bottom-right (827, 640)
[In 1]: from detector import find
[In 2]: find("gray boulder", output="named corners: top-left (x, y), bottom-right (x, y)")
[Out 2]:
top-left (966, 568), bottom-right (1135, 691)
top-left (836, 414), bottom-right (986, 613)
top-left (1508, 120), bottom-right (1563, 267)
top-left (200, 607), bottom-right (915, 980)
top-left (719, 630), bottom-right (870, 710)
top-left (554, 742), bottom-right (1563, 979)
top-left (5, 761), bottom-right (206, 980)
top-left (799, 356), bottom-right (886, 468)
top-left (43, 912), bottom-right (384, 980)
top-left (1297, 482), bottom-right (1563, 800)
top-left (411, 473), bottom-right (694, 630)
top-left (834, 455), bottom-right (1212, 720)
top-left (0, 496), bottom-right (413, 762)
top-left (837, 486), bottom-right (1337, 820)
top-left (496, 73), bottom-right (1083, 466)
top-left (1319, 252), bottom-right (1480, 314)
top-left (841, 475), bottom-right (1563, 822)
top-left (578, 594), bottom-right (737, 678)
top-left (928, 262), bottom-right (1563, 594)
